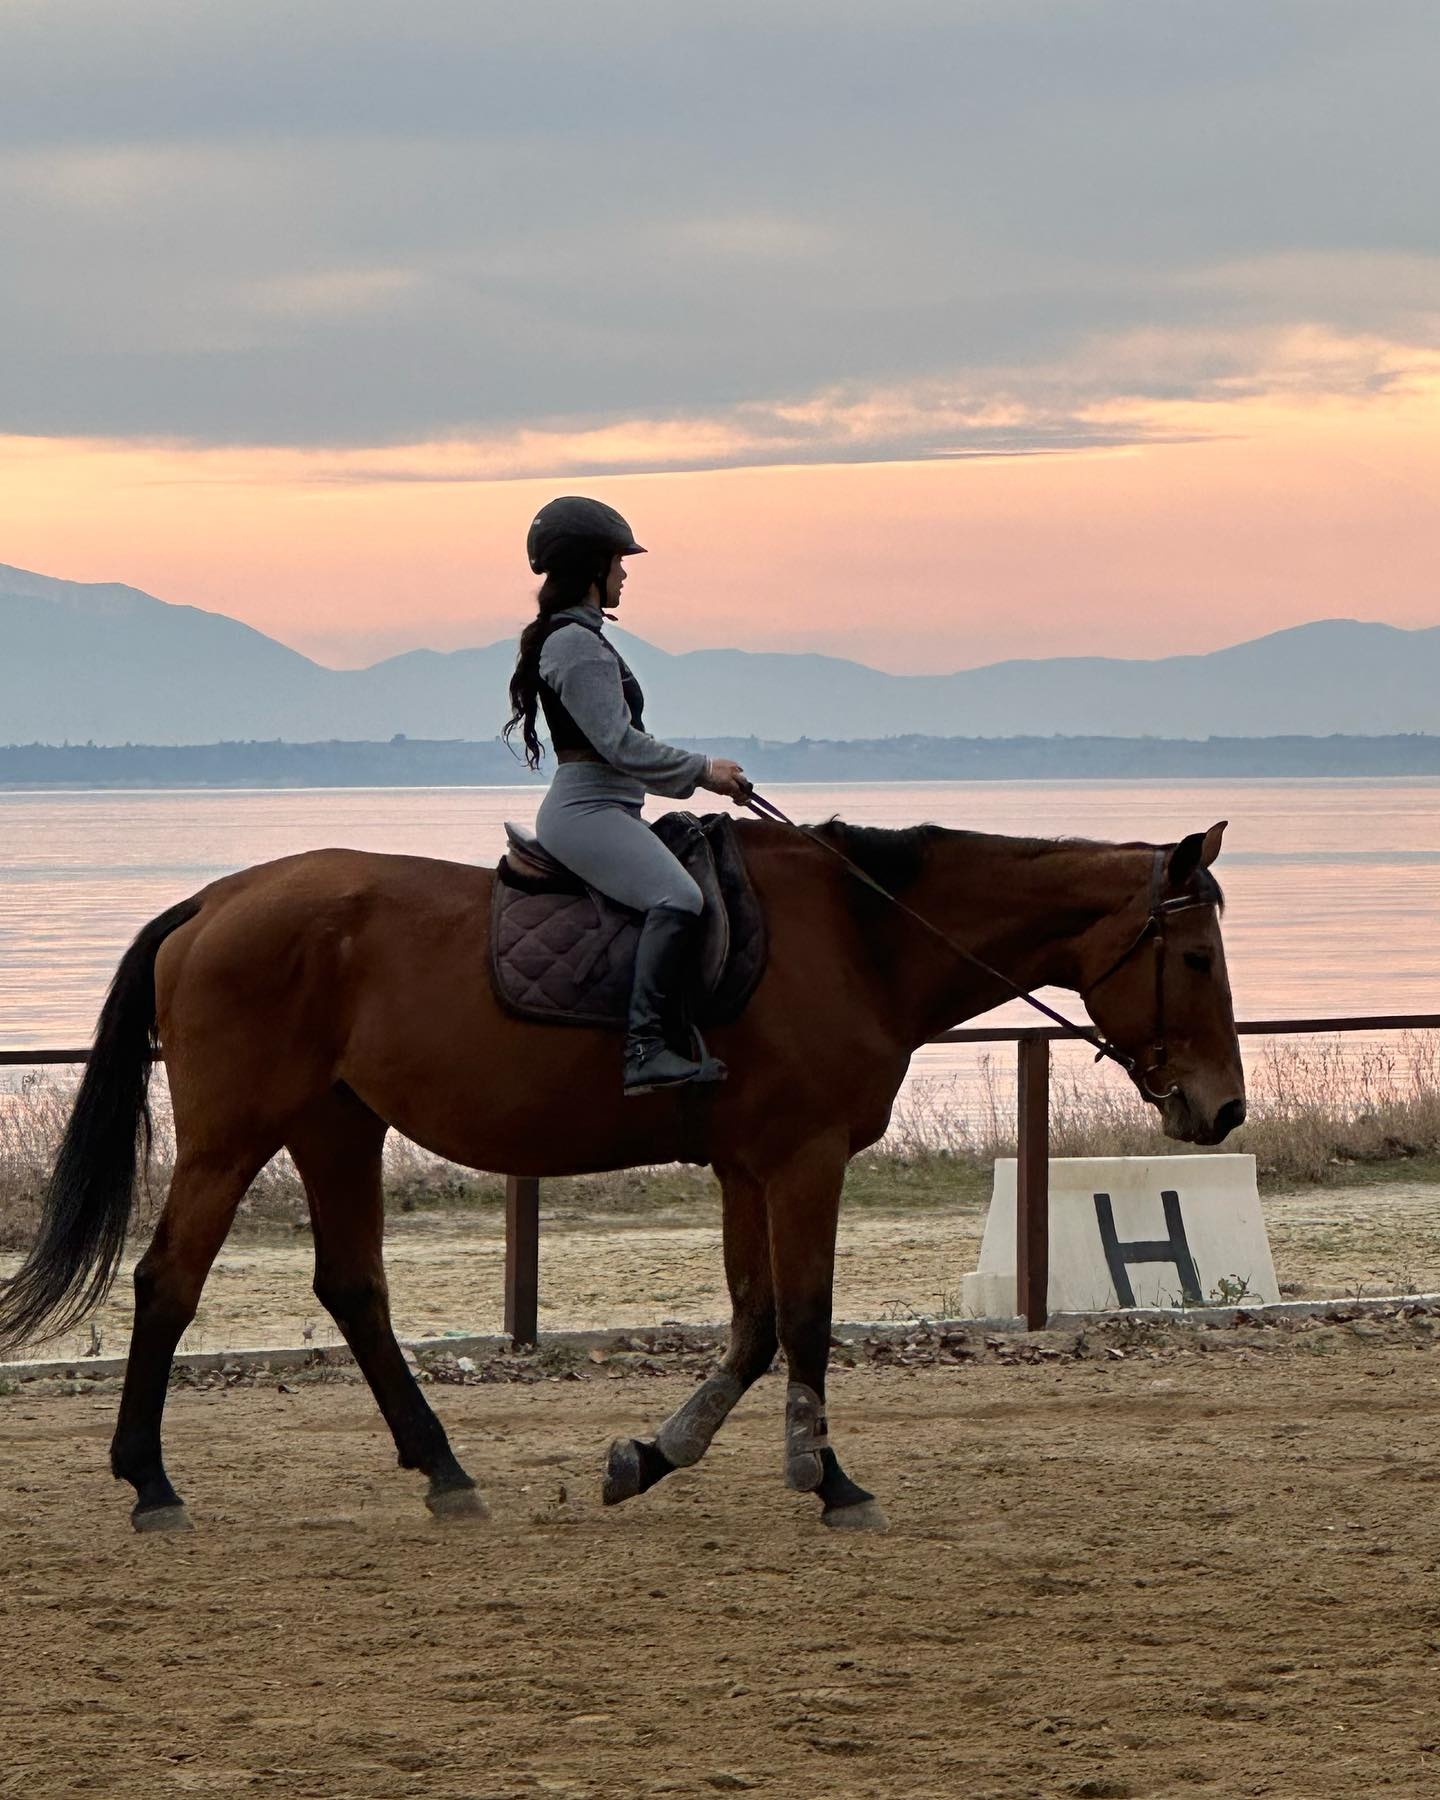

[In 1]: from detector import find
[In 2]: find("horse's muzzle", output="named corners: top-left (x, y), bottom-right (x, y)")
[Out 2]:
top-left (1160, 1091), bottom-right (1246, 1146)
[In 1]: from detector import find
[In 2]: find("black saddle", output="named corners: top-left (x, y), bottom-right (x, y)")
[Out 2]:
top-left (490, 811), bottom-right (767, 1029)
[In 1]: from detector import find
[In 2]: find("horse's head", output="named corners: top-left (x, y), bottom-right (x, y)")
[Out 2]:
top-left (1080, 821), bottom-right (1245, 1146)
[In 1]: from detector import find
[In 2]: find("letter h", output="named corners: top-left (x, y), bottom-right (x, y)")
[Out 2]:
top-left (1092, 1189), bottom-right (1202, 1307)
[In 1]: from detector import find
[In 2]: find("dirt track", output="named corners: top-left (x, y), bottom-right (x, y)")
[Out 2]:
top-left (5, 1318), bottom-right (1440, 1799)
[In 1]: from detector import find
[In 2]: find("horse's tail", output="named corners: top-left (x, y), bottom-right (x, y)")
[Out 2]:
top-left (0, 899), bottom-right (201, 1355)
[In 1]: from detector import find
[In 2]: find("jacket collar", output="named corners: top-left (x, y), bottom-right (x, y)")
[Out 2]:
top-left (551, 602), bottom-right (606, 633)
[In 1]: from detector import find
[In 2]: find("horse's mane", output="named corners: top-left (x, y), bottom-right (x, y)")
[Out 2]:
top-left (808, 820), bottom-right (1223, 908)
top-left (809, 820), bottom-right (1093, 892)
top-left (808, 820), bottom-right (950, 894)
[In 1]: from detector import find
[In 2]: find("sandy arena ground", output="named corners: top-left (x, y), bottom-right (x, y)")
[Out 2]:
top-left (4, 1318), bottom-right (1440, 1799)
top-left (2, 1177), bottom-right (1438, 1364)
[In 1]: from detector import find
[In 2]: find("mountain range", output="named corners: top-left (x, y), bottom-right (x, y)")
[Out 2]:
top-left (3, 562), bottom-right (1438, 745)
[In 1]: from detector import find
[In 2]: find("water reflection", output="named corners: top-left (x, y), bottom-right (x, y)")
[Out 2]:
top-left (2, 780), bottom-right (1437, 1071)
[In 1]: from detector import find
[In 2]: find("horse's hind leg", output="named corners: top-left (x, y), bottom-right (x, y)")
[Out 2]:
top-left (111, 1143), bottom-right (272, 1532)
top-left (603, 1163), bottom-right (778, 1506)
top-left (767, 1136), bottom-right (888, 1533)
top-left (287, 1088), bottom-right (485, 1521)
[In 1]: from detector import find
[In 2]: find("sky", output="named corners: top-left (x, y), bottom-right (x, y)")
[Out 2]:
top-left (1, 0), bottom-right (1437, 672)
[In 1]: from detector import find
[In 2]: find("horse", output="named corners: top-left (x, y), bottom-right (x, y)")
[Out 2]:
top-left (0, 815), bottom-right (1244, 1534)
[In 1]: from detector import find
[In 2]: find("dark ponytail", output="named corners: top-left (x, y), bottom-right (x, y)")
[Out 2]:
top-left (504, 542), bottom-right (613, 770)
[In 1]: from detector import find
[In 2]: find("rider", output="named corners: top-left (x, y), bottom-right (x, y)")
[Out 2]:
top-left (505, 496), bottom-right (749, 1096)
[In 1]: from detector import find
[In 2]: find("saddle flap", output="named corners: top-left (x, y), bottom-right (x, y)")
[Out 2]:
top-left (651, 812), bottom-right (729, 995)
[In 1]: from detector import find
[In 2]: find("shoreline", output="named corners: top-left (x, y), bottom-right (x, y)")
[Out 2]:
top-left (6, 739), bottom-right (1440, 792)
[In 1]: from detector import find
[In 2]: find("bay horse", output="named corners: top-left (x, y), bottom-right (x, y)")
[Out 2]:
top-left (0, 816), bottom-right (1244, 1534)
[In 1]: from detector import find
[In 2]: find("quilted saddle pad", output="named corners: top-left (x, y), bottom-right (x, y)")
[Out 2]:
top-left (489, 811), bottom-right (767, 1029)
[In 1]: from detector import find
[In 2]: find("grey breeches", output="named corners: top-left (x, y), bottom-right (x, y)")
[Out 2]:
top-left (535, 764), bottom-right (703, 916)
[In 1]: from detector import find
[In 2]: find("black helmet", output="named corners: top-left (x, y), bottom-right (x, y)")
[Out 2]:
top-left (526, 495), bottom-right (646, 575)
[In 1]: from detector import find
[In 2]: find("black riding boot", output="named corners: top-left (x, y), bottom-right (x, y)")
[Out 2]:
top-left (623, 907), bottom-right (728, 1096)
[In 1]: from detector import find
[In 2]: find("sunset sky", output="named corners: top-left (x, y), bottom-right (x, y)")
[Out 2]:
top-left (2, 1), bottom-right (1436, 672)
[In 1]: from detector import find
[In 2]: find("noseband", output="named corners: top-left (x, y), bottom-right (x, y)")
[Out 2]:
top-left (1081, 848), bottom-right (1216, 1102)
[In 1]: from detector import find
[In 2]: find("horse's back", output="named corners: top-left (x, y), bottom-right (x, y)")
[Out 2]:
top-left (153, 848), bottom-right (498, 1031)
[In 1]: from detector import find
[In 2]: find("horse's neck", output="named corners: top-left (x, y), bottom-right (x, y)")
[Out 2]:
top-left (890, 835), bottom-right (1147, 1043)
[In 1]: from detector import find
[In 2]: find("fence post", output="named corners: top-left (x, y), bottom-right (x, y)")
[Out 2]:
top-left (1015, 1033), bottom-right (1050, 1331)
top-left (504, 1176), bottom-right (541, 1348)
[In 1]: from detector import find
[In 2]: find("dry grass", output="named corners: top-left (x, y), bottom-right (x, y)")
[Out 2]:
top-left (0, 1072), bottom-right (66, 1249)
top-left (890, 1032), bottom-right (1440, 1189)
top-left (2, 1033), bottom-right (1437, 1251)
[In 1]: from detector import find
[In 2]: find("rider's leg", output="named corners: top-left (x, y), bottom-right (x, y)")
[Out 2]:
top-left (622, 903), bottom-right (727, 1093)
top-left (534, 778), bottom-right (725, 1093)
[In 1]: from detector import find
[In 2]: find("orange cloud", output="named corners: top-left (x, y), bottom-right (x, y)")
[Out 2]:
top-left (2, 336), bottom-right (1437, 672)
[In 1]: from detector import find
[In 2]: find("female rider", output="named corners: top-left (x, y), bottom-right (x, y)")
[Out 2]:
top-left (505, 496), bottom-right (749, 1095)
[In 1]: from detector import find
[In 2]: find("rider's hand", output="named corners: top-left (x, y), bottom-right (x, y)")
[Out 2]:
top-left (702, 757), bottom-right (750, 801)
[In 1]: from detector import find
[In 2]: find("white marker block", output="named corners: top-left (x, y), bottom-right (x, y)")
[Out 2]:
top-left (961, 1154), bottom-right (1278, 1319)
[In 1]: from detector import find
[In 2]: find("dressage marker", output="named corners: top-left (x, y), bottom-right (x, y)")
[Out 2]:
top-left (963, 1152), bottom-right (1279, 1317)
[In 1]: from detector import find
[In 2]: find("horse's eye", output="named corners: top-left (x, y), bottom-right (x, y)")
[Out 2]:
top-left (1183, 951), bottom-right (1212, 974)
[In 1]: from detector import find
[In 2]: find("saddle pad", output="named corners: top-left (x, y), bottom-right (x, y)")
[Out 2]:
top-left (489, 811), bottom-right (767, 1030)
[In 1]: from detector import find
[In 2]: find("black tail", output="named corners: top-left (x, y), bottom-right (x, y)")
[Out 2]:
top-left (0, 899), bottom-right (200, 1355)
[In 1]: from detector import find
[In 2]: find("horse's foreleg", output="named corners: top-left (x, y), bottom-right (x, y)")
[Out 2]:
top-left (767, 1136), bottom-right (888, 1533)
top-left (288, 1090), bottom-right (485, 1521)
top-left (111, 1147), bottom-right (268, 1532)
top-left (602, 1163), bottom-right (778, 1506)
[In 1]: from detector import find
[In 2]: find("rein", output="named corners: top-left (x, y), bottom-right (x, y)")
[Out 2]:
top-left (739, 787), bottom-right (1211, 1099)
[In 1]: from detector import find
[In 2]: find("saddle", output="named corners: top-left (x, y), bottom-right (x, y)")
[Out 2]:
top-left (490, 811), bottom-right (768, 1029)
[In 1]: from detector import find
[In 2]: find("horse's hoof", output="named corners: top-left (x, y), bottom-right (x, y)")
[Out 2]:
top-left (821, 1498), bottom-right (890, 1533)
top-left (426, 1484), bottom-right (489, 1522)
top-left (132, 1503), bottom-right (193, 1535)
top-left (602, 1437), bottom-right (643, 1506)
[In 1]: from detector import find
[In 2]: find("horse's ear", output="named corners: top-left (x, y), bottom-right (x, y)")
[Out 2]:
top-left (1168, 820), bottom-right (1227, 888)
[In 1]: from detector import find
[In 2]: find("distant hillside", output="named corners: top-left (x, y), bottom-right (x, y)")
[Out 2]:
top-left (3, 733), bottom-right (1439, 790)
top-left (3, 561), bottom-right (1439, 744)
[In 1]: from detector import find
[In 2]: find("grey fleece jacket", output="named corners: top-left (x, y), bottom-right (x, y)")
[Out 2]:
top-left (537, 605), bottom-right (710, 799)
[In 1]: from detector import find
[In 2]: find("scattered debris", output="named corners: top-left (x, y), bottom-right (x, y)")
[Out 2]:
top-left (4, 1301), bottom-right (1438, 1401)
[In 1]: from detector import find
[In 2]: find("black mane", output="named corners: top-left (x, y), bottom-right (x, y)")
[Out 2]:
top-left (807, 820), bottom-right (1224, 911)
top-left (1192, 867), bottom-right (1226, 911)
top-left (809, 820), bottom-right (949, 894)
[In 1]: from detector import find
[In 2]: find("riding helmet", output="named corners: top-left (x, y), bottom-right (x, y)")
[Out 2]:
top-left (526, 496), bottom-right (646, 575)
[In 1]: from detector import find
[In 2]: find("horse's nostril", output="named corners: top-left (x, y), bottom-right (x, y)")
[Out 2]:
top-left (1214, 1097), bottom-right (1247, 1138)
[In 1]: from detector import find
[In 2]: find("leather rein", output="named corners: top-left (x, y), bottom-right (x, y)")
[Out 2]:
top-left (739, 788), bottom-right (1214, 1102)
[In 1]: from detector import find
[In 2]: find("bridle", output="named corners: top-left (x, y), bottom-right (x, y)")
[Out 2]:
top-left (740, 789), bottom-right (1216, 1102)
top-left (1078, 846), bottom-right (1217, 1102)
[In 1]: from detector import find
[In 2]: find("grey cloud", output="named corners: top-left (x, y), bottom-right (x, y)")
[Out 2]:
top-left (2, 0), bottom-right (1437, 450)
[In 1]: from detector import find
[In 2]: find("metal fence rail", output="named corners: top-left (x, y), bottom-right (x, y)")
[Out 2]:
top-left (938, 1014), bottom-right (1440, 1330)
top-left (6, 1013), bottom-right (1440, 1342)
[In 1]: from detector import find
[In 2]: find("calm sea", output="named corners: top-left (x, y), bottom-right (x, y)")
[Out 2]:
top-left (2, 780), bottom-right (1438, 1110)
